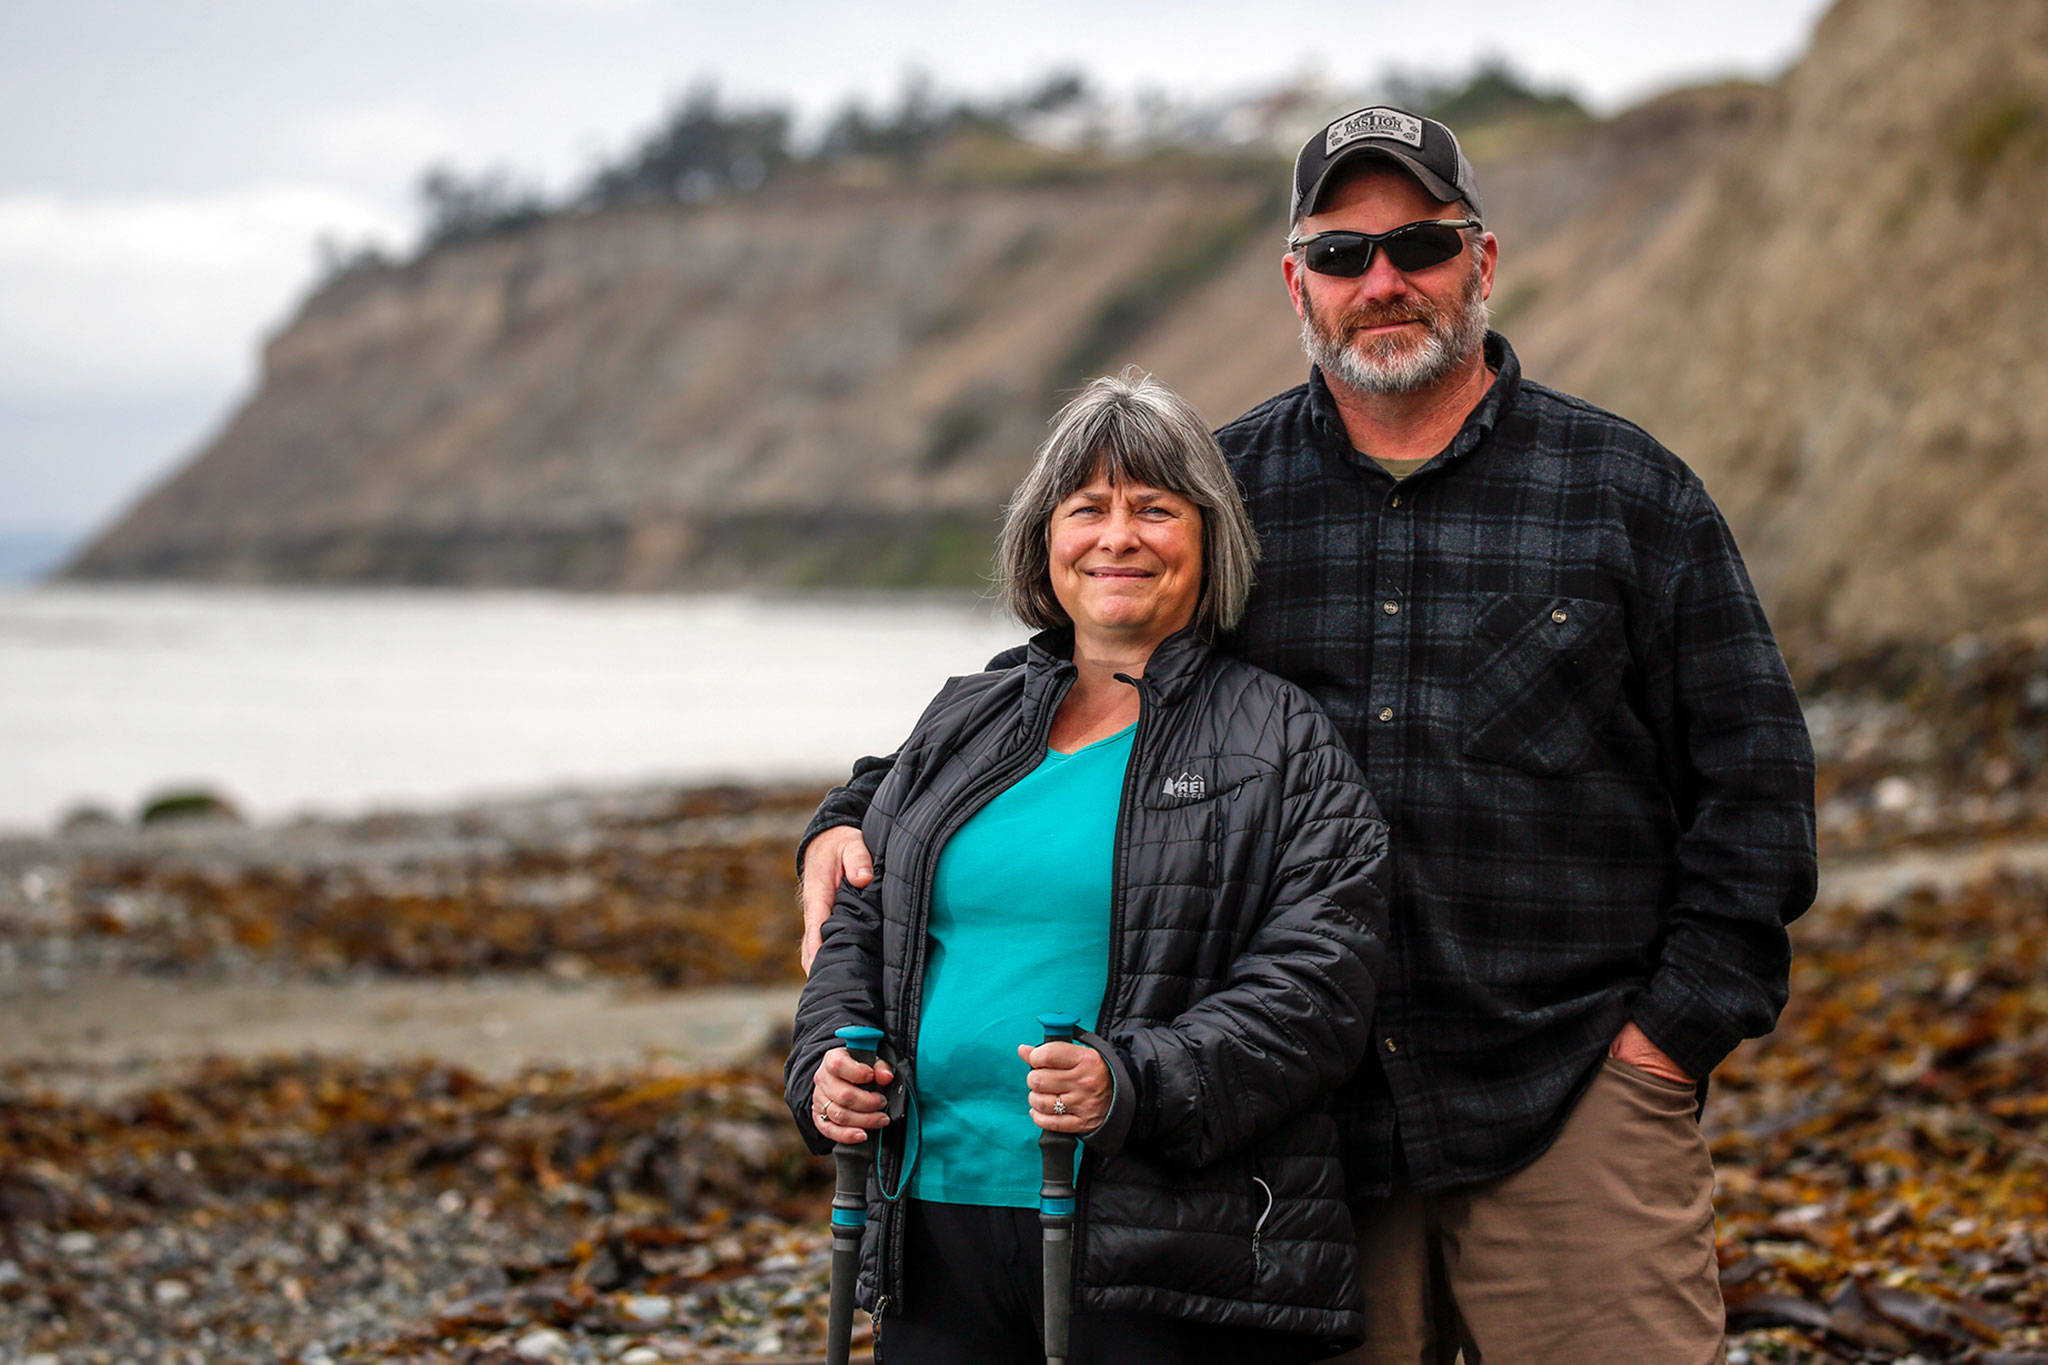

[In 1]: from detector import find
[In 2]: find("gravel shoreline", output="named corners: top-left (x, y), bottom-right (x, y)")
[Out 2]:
top-left (4, 764), bottom-right (2047, 1362)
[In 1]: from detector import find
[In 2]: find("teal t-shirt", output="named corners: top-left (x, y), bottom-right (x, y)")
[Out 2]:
top-left (907, 722), bottom-right (1133, 1207)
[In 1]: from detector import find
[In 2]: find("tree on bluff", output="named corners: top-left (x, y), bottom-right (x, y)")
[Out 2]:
top-left (418, 165), bottom-right (549, 249)
top-left (1384, 57), bottom-right (1587, 128)
top-left (583, 83), bottom-right (793, 207)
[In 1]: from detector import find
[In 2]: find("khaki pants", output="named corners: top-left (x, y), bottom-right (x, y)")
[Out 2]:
top-left (1330, 1057), bottom-right (1725, 1365)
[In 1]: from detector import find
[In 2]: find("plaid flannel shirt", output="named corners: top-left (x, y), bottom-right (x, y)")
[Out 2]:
top-left (1216, 332), bottom-right (1815, 1194)
top-left (804, 331), bottom-right (1816, 1196)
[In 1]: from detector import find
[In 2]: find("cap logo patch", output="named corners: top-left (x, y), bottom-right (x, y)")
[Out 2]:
top-left (1326, 107), bottom-right (1425, 154)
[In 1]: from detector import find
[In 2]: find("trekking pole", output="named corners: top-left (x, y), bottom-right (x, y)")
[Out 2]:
top-left (826, 1024), bottom-right (885, 1365)
top-left (1036, 1012), bottom-right (1081, 1365)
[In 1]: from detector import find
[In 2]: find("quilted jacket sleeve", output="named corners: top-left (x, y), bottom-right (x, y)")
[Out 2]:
top-left (795, 754), bottom-right (893, 878)
top-left (785, 702), bottom-right (933, 1156)
top-left (785, 858), bottom-right (889, 1157)
top-left (1094, 688), bottom-right (1389, 1168)
top-left (784, 672), bottom-right (976, 1156)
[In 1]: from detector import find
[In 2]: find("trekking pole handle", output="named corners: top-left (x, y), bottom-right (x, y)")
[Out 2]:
top-left (830, 1027), bottom-right (885, 1164)
top-left (826, 1024), bottom-right (885, 1365)
top-left (835, 1025), bottom-right (885, 1065)
top-left (1037, 1012), bottom-right (1081, 1365)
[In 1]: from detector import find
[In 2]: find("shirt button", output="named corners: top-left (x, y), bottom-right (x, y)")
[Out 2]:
top-left (1382, 600), bottom-right (1400, 616)
top-left (1389, 493), bottom-right (1402, 508)
top-left (1552, 608), bottom-right (1569, 624)
top-left (1378, 707), bottom-right (1394, 723)
top-left (1383, 1037), bottom-right (1399, 1054)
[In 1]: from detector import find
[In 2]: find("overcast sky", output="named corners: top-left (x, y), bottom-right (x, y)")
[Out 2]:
top-left (0, 0), bottom-right (1834, 549)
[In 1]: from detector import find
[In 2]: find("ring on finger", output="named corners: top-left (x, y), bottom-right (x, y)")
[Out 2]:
top-left (1053, 1098), bottom-right (1066, 1116)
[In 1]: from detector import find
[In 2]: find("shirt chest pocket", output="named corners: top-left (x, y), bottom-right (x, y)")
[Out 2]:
top-left (1460, 593), bottom-right (1627, 777)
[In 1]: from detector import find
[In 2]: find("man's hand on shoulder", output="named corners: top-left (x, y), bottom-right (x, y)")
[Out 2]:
top-left (1610, 1020), bottom-right (1694, 1086)
top-left (799, 826), bottom-right (874, 975)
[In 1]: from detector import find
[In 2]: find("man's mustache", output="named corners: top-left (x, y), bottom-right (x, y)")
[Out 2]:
top-left (1335, 298), bottom-right (1440, 335)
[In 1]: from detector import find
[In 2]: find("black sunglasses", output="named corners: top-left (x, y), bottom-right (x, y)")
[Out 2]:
top-left (1287, 219), bottom-right (1482, 277)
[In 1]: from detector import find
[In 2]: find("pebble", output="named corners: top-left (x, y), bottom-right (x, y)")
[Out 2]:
top-left (0, 1259), bottom-right (21, 1287)
top-left (316, 1221), bottom-right (349, 1263)
top-left (153, 1278), bottom-right (193, 1306)
top-left (618, 1350), bottom-right (662, 1365)
top-left (514, 1327), bottom-right (570, 1360)
top-left (57, 1230), bottom-right (97, 1256)
top-left (545, 951), bottom-right (592, 982)
top-left (620, 1295), bottom-right (672, 1326)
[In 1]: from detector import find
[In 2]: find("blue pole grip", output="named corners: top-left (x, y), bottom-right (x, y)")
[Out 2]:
top-left (1038, 1012), bottom-right (1080, 1043)
top-left (835, 1024), bottom-right (885, 1060)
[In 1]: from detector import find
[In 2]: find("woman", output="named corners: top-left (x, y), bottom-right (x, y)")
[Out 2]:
top-left (787, 371), bottom-right (1388, 1363)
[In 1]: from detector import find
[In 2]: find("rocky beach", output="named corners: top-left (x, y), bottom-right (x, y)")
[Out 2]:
top-left (4, 633), bottom-right (2048, 1363)
top-left (7, 0), bottom-right (2048, 1357)
top-left (1, 784), bottom-right (835, 1364)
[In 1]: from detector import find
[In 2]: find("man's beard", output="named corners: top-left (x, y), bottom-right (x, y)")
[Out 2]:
top-left (1298, 253), bottom-right (1490, 396)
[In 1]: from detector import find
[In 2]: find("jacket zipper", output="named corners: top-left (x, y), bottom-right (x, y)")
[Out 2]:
top-left (1067, 668), bottom-right (1158, 1311)
top-left (877, 664), bottom-right (1078, 1316)
top-left (1251, 1169), bottom-right (1275, 1284)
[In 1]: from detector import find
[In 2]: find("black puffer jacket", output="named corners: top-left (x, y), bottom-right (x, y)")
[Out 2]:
top-left (787, 626), bottom-right (1388, 1348)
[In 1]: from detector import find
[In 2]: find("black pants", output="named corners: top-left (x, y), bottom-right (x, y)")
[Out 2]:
top-left (879, 1199), bottom-right (1324, 1364)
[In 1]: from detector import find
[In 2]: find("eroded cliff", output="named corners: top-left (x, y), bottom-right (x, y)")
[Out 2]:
top-left (67, 0), bottom-right (2048, 651)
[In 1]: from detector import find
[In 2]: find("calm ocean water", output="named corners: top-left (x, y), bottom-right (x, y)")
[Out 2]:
top-left (0, 586), bottom-right (1025, 833)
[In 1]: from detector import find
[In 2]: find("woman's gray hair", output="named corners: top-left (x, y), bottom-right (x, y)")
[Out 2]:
top-left (998, 368), bottom-right (1260, 637)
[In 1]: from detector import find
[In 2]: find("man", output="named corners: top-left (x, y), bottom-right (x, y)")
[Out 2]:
top-left (800, 106), bottom-right (1816, 1363)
